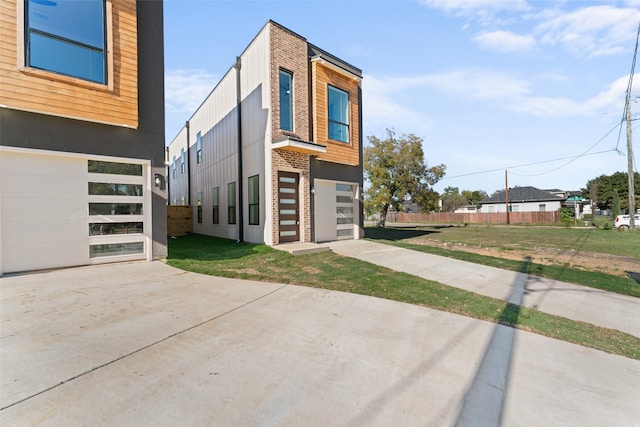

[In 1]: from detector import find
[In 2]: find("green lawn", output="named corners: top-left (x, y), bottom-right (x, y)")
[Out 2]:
top-left (167, 233), bottom-right (640, 360)
top-left (365, 225), bottom-right (640, 298)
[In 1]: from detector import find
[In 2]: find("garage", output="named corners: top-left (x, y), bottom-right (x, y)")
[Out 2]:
top-left (0, 148), bottom-right (152, 275)
top-left (313, 178), bottom-right (361, 242)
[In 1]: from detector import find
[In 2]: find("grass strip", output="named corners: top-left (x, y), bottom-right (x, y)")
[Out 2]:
top-left (168, 234), bottom-right (640, 360)
top-left (363, 234), bottom-right (640, 298)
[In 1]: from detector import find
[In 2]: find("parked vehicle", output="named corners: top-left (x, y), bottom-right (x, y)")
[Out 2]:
top-left (613, 214), bottom-right (640, 230)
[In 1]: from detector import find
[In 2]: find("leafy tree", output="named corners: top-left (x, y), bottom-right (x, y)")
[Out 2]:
top-left (441, 187), bottom-right (466, 212)
top-left (364, 129), bottom-right (445, 226)
top-left (612, 190), bottom-right (621, 218)
top-left (582, 172), bottom-right (640, 211)
top-left (462, 189), bottom-right (488, 205)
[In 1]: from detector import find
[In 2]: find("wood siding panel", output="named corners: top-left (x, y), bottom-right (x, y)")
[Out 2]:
top-left (312, 61), bottom-right (360, 166)
top-left (0, 0), bottom-right (138, 128)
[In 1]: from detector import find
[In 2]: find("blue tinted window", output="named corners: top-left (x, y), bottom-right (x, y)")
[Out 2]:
top-left (279, 70), bottom-right (293, 131)
top-left (328, 85), bottom-right (349, 143)
top-left (26, 0), bottom-right (106, 84)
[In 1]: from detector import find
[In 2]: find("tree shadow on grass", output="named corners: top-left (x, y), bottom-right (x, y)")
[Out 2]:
top-left (364, 226), bottom-right (441, 241)
top-left (168, 233), bottom-right (269, 261)
top-left (627, 271), bottom-right (640, 285)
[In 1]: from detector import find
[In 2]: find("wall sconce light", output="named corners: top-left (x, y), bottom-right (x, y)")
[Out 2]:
top-left (154, 173), bottom-right (163, 188)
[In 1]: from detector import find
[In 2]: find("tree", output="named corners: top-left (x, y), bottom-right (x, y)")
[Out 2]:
top-left (441, 187), bottom-right (466, 212)
top-left (582, 172), bottom-right (640, 212)
top-left (462, 189), bottom-right (488, 205)
top-left (612, 190), bottom-right (621, 218)
top-left (364, 129), bottom-right (445, 226)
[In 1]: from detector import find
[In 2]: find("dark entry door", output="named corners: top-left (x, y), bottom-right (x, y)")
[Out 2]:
top-left (278, 171), bottom-right (299, 243)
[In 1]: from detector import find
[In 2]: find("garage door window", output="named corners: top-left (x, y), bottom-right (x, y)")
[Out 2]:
top-left (336, 183), bottom-right (354, 239)
top-left (88, 159), bottom-right (145, 260)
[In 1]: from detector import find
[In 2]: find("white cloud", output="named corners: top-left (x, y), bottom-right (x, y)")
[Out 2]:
top-left (421, 0), bottom-right (529, 14)
top-left (364, 70), bottom-right (636, 122)
top-left (165, 69), bottom-right (219, 114)
top-left (535, 5), bottom-right (640, 58)
top-left (474, 30), bottom-right (535, 53)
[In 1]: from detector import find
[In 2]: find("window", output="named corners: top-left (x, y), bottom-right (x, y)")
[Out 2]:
top-left (89, 183), bottom-right (142, 196)
top-left (197, 191), bottom-right (203, 223)
top-left (539, 204), bottom-right (546, 212)
top-left (172, 156), bottom-right (177, 179)
top-left (228, 182), bottom-right (236, 224)
top-left (328, 85), bottom-right (349, 143)
top-left (248, 175), bottom-right (259, 225)
top-left (25, 0), bottom-right (107, 84)
top-left (180, 149), bottom-right (185, 174)
top-left (279, 70), bottom-right (293, 131)
top-left (88, 160), bottom-right (142, 176)
top-left (196, 132), bottom-right (202, 164)
top-left (212, 187), bottom-right (219, 224)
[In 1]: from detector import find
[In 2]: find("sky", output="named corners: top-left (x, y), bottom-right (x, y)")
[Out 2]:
top-left (163, 0), bottom-right (640, 195)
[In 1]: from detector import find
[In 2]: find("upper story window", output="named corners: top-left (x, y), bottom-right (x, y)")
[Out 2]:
top-left (279, 69), bottom-right (293, 132)
top-left (172, 156), bottom-right (177, 179)
top-left (25, 0), bottom-right (107, 84)
top-left (196, 132), bottom-right (202, 164)
top-left (328, 85), bottom-right (349, 143)
top-left (180, 148), bottom-right (185, 174)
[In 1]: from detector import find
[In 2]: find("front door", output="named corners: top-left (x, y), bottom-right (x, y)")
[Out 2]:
top-left (278, 171), bottom-right (299, 243)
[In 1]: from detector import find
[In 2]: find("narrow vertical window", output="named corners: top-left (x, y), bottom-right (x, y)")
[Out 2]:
top-left (248, 175), bottom-right (259, 226)
top-left (25, 0), bottom-right (107, 84)
top-left (172, 156), bottom-right (177, 179)
top-left (180, 148), bottom-right (185, 174)
top-left (196, 191), bottom-right (203, 223)
top-left (212, 187), bottom-right (219, 224)
top-left (279, 70), bottom-right (293, 131)
top-left (327, 85), bottom-right (349, 143)
top-left (196, 132), bottom-right (202, 164)
top-left (228, 182), bottom-right (236, 225)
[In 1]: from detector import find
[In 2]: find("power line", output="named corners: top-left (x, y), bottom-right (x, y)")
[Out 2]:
top-left (442, 122), bottom-right (621, 180)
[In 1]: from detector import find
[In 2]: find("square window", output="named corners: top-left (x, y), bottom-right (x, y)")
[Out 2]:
top-left (25, 0), bottom-right (107, 84)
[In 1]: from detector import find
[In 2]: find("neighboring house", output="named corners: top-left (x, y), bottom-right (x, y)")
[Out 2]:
top-left (0, 0), bottom-right (166, 275)
top-left (167, 20), bottom-right (363, 245)
top-left (479, 186), bottom-right (564, 213)
top-left (454, 205), bottom-right (481, 213)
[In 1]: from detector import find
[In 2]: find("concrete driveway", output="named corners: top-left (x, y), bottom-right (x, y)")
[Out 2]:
top-left (1, 261), bottom-right (639, 426)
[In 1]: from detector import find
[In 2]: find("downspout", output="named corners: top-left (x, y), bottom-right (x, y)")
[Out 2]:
top-left (185, 120), bottom-right (191, 205)
top-left (165, 146), bottom-right (170, 205)
top-left (234, 56), bottom-right (244, 242)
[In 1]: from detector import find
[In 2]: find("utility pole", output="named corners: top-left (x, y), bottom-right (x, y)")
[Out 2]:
top-left (505, 170), bottom-right (510, 225)
top-left (627, 94), bottom-right (636, 228)
top-left (625, 21), bottom-right (639, 230)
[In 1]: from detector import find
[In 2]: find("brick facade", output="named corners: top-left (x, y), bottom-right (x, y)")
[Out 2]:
top-left (269, 23), bottom-right (312, 244)
top-left (271, 149), bottom-right (311, 244)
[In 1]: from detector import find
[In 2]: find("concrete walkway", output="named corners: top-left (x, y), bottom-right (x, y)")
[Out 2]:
top-left (329, 239), bottom-right (640, 337)
top-left (1, 261), bottom-right (639, 426)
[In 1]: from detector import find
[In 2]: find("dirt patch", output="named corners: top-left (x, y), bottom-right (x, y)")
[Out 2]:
top-left (405, 237), bottom-right (639, 278)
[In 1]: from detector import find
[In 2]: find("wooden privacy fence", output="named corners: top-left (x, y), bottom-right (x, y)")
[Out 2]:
top-left (388, 211), bottom-right (560, 225)
top-left (167, 205), bottom-right (193, 236)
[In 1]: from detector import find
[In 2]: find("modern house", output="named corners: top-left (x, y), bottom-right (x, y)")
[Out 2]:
top-left (167, 20), bottom-right (363, 245)
top-left (479, 186), bottom-right (564, 213)
top-left (0, 0), bottom-right (166, 275)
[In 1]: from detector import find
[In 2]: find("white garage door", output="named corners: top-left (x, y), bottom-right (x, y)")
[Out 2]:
top-left (0, 148), bottom-right (150, 275)
top-left (313, 179), bottom-right (360, 242)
